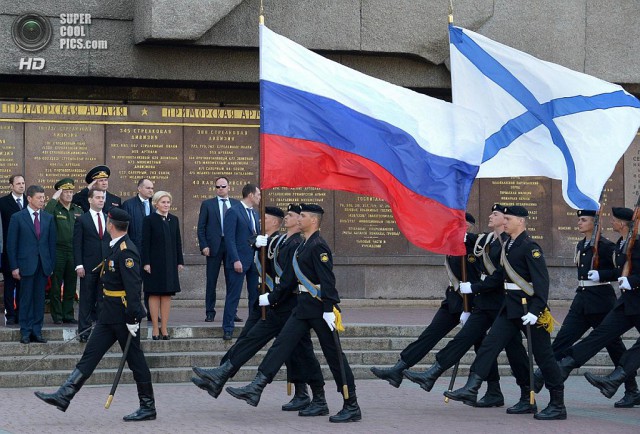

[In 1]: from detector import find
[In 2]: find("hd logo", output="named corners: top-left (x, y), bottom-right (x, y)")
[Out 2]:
top-left (12, 12), bottom-right (52, 71)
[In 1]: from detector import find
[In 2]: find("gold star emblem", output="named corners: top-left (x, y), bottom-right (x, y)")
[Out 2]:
top-left (141, 108), bottom-right (149, 116)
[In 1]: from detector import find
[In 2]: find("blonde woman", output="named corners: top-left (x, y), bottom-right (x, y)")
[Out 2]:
top-left (142, 191), bottom-right (184, 339)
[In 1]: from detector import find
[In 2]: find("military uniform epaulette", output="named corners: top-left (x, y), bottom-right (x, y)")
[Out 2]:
top-left (120, 240), bottom-right (127, 251)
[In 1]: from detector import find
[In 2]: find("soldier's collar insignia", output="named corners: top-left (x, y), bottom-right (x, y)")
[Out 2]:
top-left (125, 258), bottom-right (134, 268)
top-left (532, 249), bottom-right (542, 259)
top-left (320, 253), bottom-right (329, 263)
top-left (467, 254), bottom-right (476, 263)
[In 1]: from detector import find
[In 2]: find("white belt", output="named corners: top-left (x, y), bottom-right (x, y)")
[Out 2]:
top-left (504, 282), bottom-right (531, 291)
top-left (480, 274), bottom-right (487, 281)
top-left (297, 284), bottom-right (321, 293)
top-left (275, 276), bottom-right (280, 284)
top-left (578, 280), bottom-right (611, 287)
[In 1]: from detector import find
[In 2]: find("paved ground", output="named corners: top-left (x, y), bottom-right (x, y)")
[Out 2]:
top-left (3, 303), bottom-right (639, 433)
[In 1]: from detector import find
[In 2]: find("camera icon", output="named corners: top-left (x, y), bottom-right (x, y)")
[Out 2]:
top-left (12, 12), bottom-right (52, 52)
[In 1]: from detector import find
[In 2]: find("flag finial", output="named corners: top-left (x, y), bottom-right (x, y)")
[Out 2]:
top-left (448, 0), bottom-right (454, 24)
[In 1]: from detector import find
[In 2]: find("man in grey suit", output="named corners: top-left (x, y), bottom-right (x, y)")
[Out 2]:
top-left (197, 177), bottom-right (239, 322)
top-left (7, 185), bottom-right (56, 344)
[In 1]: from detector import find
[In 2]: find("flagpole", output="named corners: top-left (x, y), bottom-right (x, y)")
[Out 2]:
top-left (258, 5), bottom-right (267, 321)
top-left (449, 0), bottom-right (454, 24)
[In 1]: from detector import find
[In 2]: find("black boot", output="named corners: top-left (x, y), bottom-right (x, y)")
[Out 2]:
top-left (298, 383), bottom-right (329, 417)
top-left (123, 382), bottom-right (157, 422)
top-left (443, 372), bottom-right (482, 405)
top-left (282, 383), bottom-right (310, 411)
top-left (370, 359), bottom-right (409, 388)
top-left (329, 395), bottom-right (361, 423)
top-left (226, 371), bottom-right (269, 407)
top-left (584, 366), bottom-right (627, 399)
top-left (533, 367), bottom-right (545, 393)
top-left (534, 388), bottom-right (567, 421)
top-left (615, 375), bottom-right (640, 408)
top-left (506, 385), bottom-right (537, 414)
top-left (192, 360), bottom-right (234, 399)
top-left (402, 361), bottom-right (444, 392)
top-left (474, 381), bottom-right (504, 408)
top-left (557, 356), bottom-right (577, 382)
top-left (34, 368), bottom-right (88, 412)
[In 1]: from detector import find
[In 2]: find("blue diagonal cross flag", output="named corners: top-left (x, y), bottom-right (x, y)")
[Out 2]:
top-left (449, 25), bottom-right (640, 210)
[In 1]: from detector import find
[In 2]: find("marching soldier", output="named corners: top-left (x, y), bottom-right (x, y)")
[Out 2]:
top-left (192, 204), bottom-right (327, 415)
top-left (35, 208), bottom-right (156, 422)
top-left (533, 208), bottom-right (638, 406)
top-left (370, 213), bottom-right (482, 390)
top-left (444, 206), bottom-right (566, 421)
top-left (72, 165), bottom-right (121, 213)
top-left (225, 204), bottom-right (361, 423)
top-left (44, 178), bottom-right (83, 324)
top-left (403, 204), bottom-right (531, 412)
top-left (552, 207), bottom-right (640, 407)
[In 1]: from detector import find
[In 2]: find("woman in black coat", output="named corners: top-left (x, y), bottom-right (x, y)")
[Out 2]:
top-left (142, 191), bottom-right (184, 339)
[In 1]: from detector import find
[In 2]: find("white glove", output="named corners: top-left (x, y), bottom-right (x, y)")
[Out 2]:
top-left (323, 312), bottom-right (336, 331)
top-left (460, 311), bottom-right (471, 326)
top-left (459, 282), bottom-right (472, 294)
top-left (618, 276), bottom-right (631, 290)
top-left (521, 313), bottom-right (538, 326)
top-left (255, 235), bottom-right (268, 247)
top-left (587, 270), bottom-right (600, 282)
top-left (126, 322), bottom-right (139, 337)
top-left (258, 293), bottom-right (270, 306)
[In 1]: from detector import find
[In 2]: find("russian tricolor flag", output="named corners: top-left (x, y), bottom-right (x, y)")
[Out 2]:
top-left (259, 25), bottom-right (485, 255)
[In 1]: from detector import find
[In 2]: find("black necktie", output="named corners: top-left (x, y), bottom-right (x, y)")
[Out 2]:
top-left (16, 198), bottom-right (22, 210)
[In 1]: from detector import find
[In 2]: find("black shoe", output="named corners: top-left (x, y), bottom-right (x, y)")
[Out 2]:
top-left (403, 361), bottom-right (445, 392)
top-left (123, 382), bottom-right (156, 422)
top-left (329, 396), bottom-right (361, 423)
top-left (584, 366), bottom-right (627, 399)
top-left (79, 336), bottom-right (88, 343)
top-left (162, 335), bottom-right (170, 340)
top-left (152, 335), bottom-right (160, 341)
top-left (234, 315), bottom-right (243, 322)
top-left (20, 336), bottom-right (30, 344)
top-left (473, 381), bottom-right (504, 408)
top-left (614, 390), bottom-right (640, 408)
top-left (34, 369), bottom-right (88, 412)
top-left (205, 313), bottom-right (215, 322)
top-left (223, 332), bottom-right (233, 341)
top-left (534, 388), bottom-right (567, 420)
top-left (191, 377), bottom-right (221, 398)
top-left (226, 372), bottom-right (269, 407)
top-left (53, 319), bottom-right (63, 325)
top-left (443, 372), bottom-right (482, 405)
top-left (370, 359), bottom-right (409, 388)
top-left (298, 383), bottom-right (329, 416)
top-left (31, 335), bottom-right (48, 343)
top-left (63, 319), bottom-right (78, 324)
top-left (506, 386), bottom-right (537, 414)
top-left (192, 361), bottom-right (235, 399)
top-left (282, 383), bottom-right (310, 411)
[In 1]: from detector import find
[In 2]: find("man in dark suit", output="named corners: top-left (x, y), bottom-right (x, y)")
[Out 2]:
top-left (222, 183), bottom-right (261, 340)
top-left (72, 165), bottom-right (121, 213)
top-left (7, 185), bottom-right (56, 344)
top-left (73, 189), bottom-right (110, 342)
top-left (197, 176), bottom-right (240, 322)
top-left (121, 178), bottom-right (154, 252)
top-left (0, 174), bottom-right (26, 325)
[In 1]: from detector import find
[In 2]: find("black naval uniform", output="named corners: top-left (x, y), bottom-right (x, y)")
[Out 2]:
top-left (72, 187), bottom-right (121, 213)
top-left (398, 235), bottom-right (483, 367)
top-left (563, 236), bottom-right (640, 386)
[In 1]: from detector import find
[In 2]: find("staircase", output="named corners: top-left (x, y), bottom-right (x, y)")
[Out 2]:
top-left (1, 324), bottom-right (636, 388)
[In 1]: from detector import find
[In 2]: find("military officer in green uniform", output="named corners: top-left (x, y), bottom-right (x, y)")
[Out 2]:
top-left (44, 178), bottom-right (83, 324)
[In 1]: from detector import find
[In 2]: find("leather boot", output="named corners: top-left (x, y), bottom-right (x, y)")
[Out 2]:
top-left (123, 382), bottom-right (157, 422)
top-left (506, 385), bottom-right (537, 414)
top-left (34, 368), bottom-right (88, 412)
top-left (329, 395), bottom-right (361, 423)
top-left (557, 356), bottom-right (577, 382)
top-left (443, 372), bottom-right (482, 405)
top-left (298, 383), bottom-right (329, 416)
top-left (533, 367), bottom-right (545, 393)
top-left (226, 371), bottom-right (269, 407)
top-left (474, 381), bottom-right (504, 408)
top-left (370, 359), bottom-right (409, 388)
top-left (615, 375), bottom-right (640, 408)
top-left (584, 366), bottom-right (627, 399)
top-left (402, 361), bottom-right (444, 392)
top-left (534, 388), bottom-right (567, 420)
top-left (192, 360), bottom-right (234, 399)
top-left (282, 383), bottom-right (310, 411)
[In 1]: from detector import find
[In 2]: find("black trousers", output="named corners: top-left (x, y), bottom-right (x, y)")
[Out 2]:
top-left (568, 305), bottom-right (640, 373)
top-left (400, 306), bottom-right (460, 367)
top-left (205, 242), bottom-right (228, 316)
top-left (435, 309), bottom-right (528, 383)
top-left (2, 256), bottom-right (20, 321)
top-left (471, 312), bottom-right (563, 390)
top-left (76, 321), bottom-right (151, 383)
top-left (222, 303), bottom-right (324, 385)
top-left (259, 311), bottom-right (355, 395)
top-left (78, 272), bottom-right (101, 338)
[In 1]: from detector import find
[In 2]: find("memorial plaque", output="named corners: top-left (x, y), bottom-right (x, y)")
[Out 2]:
top-left (0, 122), bottom-right (24, 194)
top-left (479, 177), bottom-right (553, 253)
top-left (182, 108), bottom-right (260, 255)
top-left (333, 191), bottom-right (407, 255)
top-left (25, 122), bottom-right (104, 194)
top-left (106, 105), bottom-right (184, 220)
top-left (624, 132), bottom-right (640, 207)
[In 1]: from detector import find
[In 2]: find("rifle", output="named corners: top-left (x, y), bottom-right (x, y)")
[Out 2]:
top-left (621, 194), bottom-right (640, 277)
top-left (588, 205), bottom-right (602, 270)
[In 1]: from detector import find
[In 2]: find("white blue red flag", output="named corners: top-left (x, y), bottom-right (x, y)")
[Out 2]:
top-left (449, 25), bottom-right (640, 210)
top-left (259, 25), bottom-right (485, 255)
